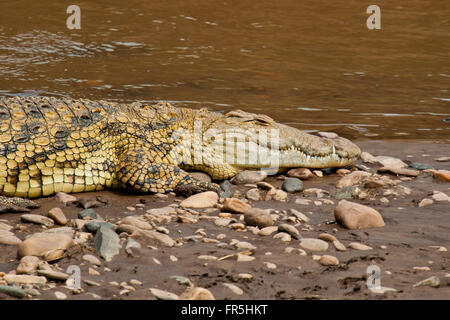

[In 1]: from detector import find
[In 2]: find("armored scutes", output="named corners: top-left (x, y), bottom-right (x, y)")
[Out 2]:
top-left (0, 96), bottom-right (360, 201)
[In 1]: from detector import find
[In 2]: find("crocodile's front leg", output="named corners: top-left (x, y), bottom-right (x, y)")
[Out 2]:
top-left (116, 149), bottom-right (219, 194)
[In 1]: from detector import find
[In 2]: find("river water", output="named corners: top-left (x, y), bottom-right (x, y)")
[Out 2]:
top-left (0, 0), bottom-right (448, 142)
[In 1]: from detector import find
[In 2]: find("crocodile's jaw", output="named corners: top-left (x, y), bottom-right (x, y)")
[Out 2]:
top-left (194, 109), bottom-right (360, 177)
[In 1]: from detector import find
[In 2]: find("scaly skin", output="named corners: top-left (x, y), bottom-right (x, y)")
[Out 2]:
top-left (0, 96), bottom-right (360, 205)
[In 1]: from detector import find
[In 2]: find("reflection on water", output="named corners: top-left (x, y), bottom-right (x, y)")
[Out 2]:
top-left (0, 0), bottom-right (448, 141)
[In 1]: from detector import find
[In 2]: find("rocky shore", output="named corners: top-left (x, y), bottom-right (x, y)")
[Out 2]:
top-left (0, 141), bottom-right (449, 300)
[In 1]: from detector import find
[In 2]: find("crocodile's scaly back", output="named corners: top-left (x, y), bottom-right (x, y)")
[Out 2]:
top-left (0, 96), bottom-right (360, 200)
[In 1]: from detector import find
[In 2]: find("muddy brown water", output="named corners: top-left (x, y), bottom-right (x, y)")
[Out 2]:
top-left (0, 1), bottom-right (449, 141)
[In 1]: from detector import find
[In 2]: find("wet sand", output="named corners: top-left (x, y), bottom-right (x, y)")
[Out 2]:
top-left (0, 140), bottom-right (449, 300)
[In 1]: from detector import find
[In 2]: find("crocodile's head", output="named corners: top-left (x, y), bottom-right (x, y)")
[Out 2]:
top-left (179, 108), bottom-right (361, 180)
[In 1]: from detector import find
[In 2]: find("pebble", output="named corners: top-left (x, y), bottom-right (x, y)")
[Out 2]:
top-left (413, 276), bottom-right (440, 288)
top-left (290, 209), bottom-right (310, 222)
top-left (265, 188), bottom-right (288, 201)
top-left (244, 208), bottom-right (274, 228)
top-left (230, 223), bottom-right (245, 230)
top-left (219, 180), bottom-right (233, 198)
top-left (179, 287), bottom-right (215, 300)
top-left (418, 198), bottom-right (433, 207)
top-left (221, 198), bottom-right (251, 214)
top-left (287, 168), bottom-right (314, 180)
top-left (146, 206), bottom-right (176, 216)
top-left (230, 170), bottom-right (267, 184)
top-left (16, 256), bottom-right (40, 274)
top-left (82, 254), bottom-right (102, 266)
top-left (149, 288), bottom-right (179, 300)
top-left (258, 226), bottom-right (278, 236)
top-left (131, 229), bottom-right (175, 247)
top-left (348, 242), bottom-right (373, 250)
top-left (84, 279), bottom-right (101, 286)
top-left (319, 255), bottom-right (339, 266)
top-left (431, 191), bottom-right (450, 202)
top-left (413, 266), bottom-right (431, 272)
top-left (21, 214), bottom-right (54, 227)
top-left (303, 188), bottom-right (329, 198)
top-left (3, 274), bottom-right (47, 285)
top-left (378, 166), bottom-right (419, 177)
top-left (37, 270), bottom-right (69, 281)
top-left (369, 286), bottom-right (398, 295)
top-left (334, 200), bottom-right (385, 229)
top-left (0, 230), bottom-right (22, 245)
top-left (333, 240), bottom-right (347, 251)
top-left (120, 216), bottom-right (153, 230)
top-left (88, 268), bottom-right (101, 276)
top-left (47, 208), bottom-right (68, 225)
top-left (198, 255), bottom-right (218, 261)
top-left (78, 208), bottom-right (103, 220)
top-left (180, 191), bottom-right (219, 209)
top-left (223, 283), bottom-right (243, 295)
top-left (55, 192), bottom-right (78, 206)
top-left (318, 233), bottom-right (337, 242)
top-left (246, 188), bottom-right (261, 201)
top-left (94, 225), bottom-right (121, 262)
top-left (435, 157), bottom-right (450, 162)
top-left (264, 262), bottom-right (277, 269)
top-left (409, 163), bottom-right (433, 170)
top-left (295, 198), bottom-right (311, 205)
top-left (281, 178), bottom-right (304, 193)
top-left (215, 218), bottom-right (231, 227)
top-left (273, 232), bottom-right (291, 242)
top-left (236, 241), bottom-right (256, 250)
top-left (278, 224), bottom-right (300, 239)
top-left (18, 233), bottom-right (73, 258)
top-left (237, 254), bottom-right (255, 262)
top-left (313, 170), bottom-right (323, 177)
top-left (130, 279), bottom-right (142, 286)
top-left (299, 238), bottom-right (329, 251)
top-left (336, 171), bottom-right (371, 189)
top-left (54, 291), bottom-right (67, 300)
top-left (0, 285), bottom-right (27, 298)
top-left (256, 181), bottom-right (275, 190)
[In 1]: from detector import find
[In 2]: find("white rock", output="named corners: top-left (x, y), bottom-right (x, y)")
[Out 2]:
top-left (54, 291), bottom-right (67, 300)
top-left (349, 242), bottom-right (373, 250)
top-left (299, 238), bottom-right (329, 251)
top-left (223, 283), bottom-right (244, 295)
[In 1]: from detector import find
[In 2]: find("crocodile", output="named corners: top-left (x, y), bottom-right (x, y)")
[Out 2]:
top-left (0, 96), bottom-right (360, 206)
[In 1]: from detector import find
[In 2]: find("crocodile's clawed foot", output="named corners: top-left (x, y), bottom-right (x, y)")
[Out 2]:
top-left (0, 196), bottom-right (40, 213)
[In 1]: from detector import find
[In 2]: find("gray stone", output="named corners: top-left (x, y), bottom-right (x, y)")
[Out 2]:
top-left (278, 224), bottom-right (300, 239)
top-left (244, 208), bottom-right (274, 228)
top-left (0, 285), bottom-right (27, 298)
top-left (409, 163), bottom-right (433, 170)
top-left (335, 186), bottom-right (358, 200)
top-left (299, 238), bottom-right (329, 251)
top-left (131, 229), bottom-right (175, 247)
top-left (20, 214), bottom-right (54, 227)
top-left (281, 178), bottom-right (304, 193)
top-left (94, 225), bottom-right (121, 262)
top-left (219, 180), bottom-right (233, 198)
top-left (84, 221), bottom-right (115, 234)
top-left (78, 208), bottom-right (103, 220)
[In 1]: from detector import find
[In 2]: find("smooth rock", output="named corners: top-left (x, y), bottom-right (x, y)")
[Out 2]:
top-left (219, 180), bottom-right (233, 198)
top-left (349, 242), bottom-right (373, 250)
top-left (258, 226), bottom-right (278, 236)
top-left (369, 286), bottom-right (398, 295)
top-left (231, 170), bottom-right (267, 185)
top-left (21, 214), bottom-right (54, 227)
top-left (263, 262), bottom-right (277, 269)
top-left (273, 232), bottom-right (291, 242)
top-left (362, 154), bottom-right (408, 169)
top-left (289, 209), bottom-right (310, 222)
top-left (180, 191), bottom-right (219, 209)
top-left (319, 255), bottom-right (339, 266)
top-left (334, 200), bottom-right (385, 229)
top-left (435, 157), bottom-right (450, 162)
top-left (221, 198), bottom-right (251, 214)
top-left (4, 274), bottom-right (46, 285)
top-left (318, 233), bottom-right (337, 242)
top-left (130, 229), bottom-right (175, 247)
top-left (0, 230), bottom-right (22, 245)
top-left (146, 206), bottom-right (176, 216)
top-left (18, 233), bottom-right (73, 258)
top-left (94, 225), bottom-right (121, 262)
top-left (120, 216), bottom-right (152, 230)
top-left (0, 222), bottom-right (12, 231)
top-left (55, 192), bottom-right (78, 206)
top-left (47, 208), bottom-right (68, 225)
top-left (37, 270), bottom-right (69, 281)
top-left (54, 291), bottom-right (67, 300)
top-left (223, 283), bottom-right (243, 295)
top-left (0, 285), bottom-right (27, 298)
top-left (237, 254), bottom-right (255, 262)
top-left (281, 178), bottom-right (304, 193)
top-left (82, 254), bottom-right (102, 266)
top-left (278, 224), bottom-right (300, 239)
top-left (16, 256), bottom-right (40, 274)
top-left (299, 238), bottom-right (329, 251)
top-left (256, 181), bottom-right (275, 190)
top-left (336, 171), bottom-right (371, 189)
top-left (179, 287), bottom-right (215, 300)
top-left (149, 288), bottom-right (179, 300)
top-left (265, 188), bottom-right (288, 201)
top-left (214, 218), bottom-right (231, 227)
top-left (333, 240), bottom-right (347, 251)
top-left (244, 208), bottom-right (274, 228)
top-left (246, 188), bottom-right (261, 201)
top-left (84, 221), bottom-right (115, 234)
top-left (378, 166), bottom-right (419, 177)
top-left (418, 198), bottom-right (434, 207)
top-left (431, 191), bottom-right (450, 202)
top-left (409, 163), bottom-right (433, 170)
top-left (287, 168), bottom-right (314, 180)
top-left (413, 276), bottom-right (440, 288)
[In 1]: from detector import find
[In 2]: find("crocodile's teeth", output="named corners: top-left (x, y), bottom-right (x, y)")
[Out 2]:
top-left (332, 145), bottom-right (336, 155)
